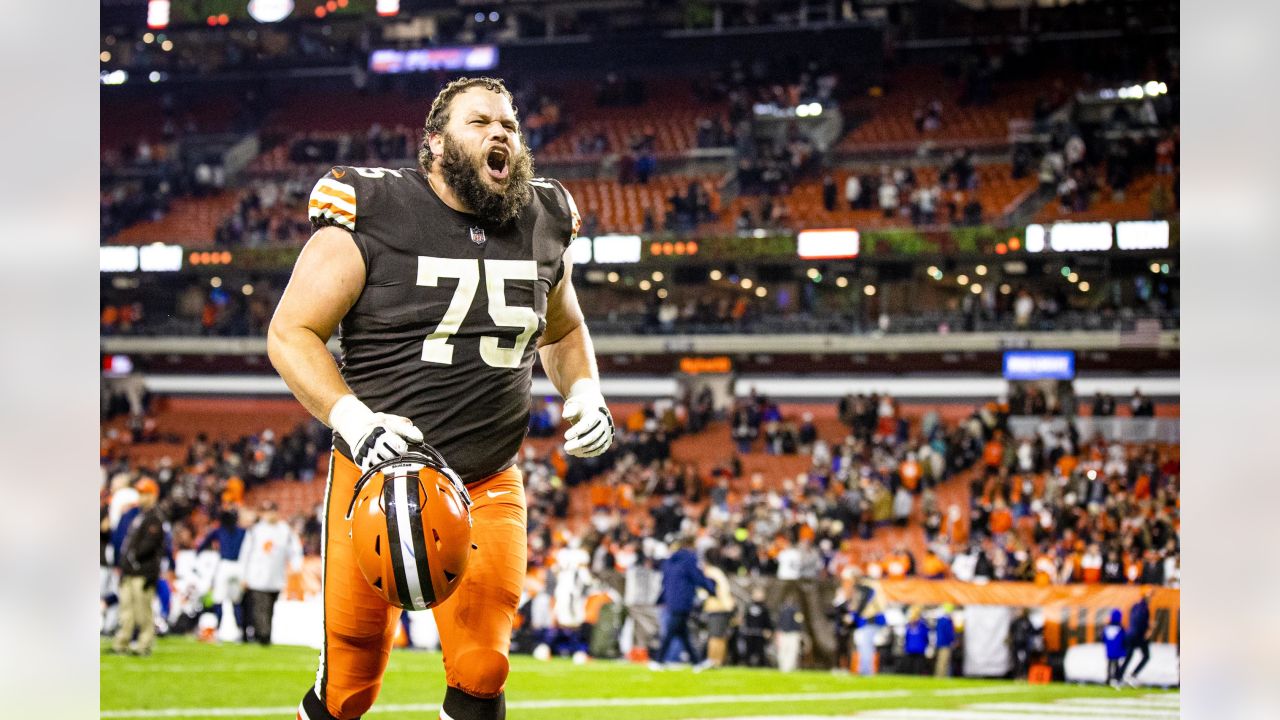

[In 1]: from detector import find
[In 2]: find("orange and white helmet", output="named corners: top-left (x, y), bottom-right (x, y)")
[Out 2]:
top-left (345, 442), bottom-right (473, 610)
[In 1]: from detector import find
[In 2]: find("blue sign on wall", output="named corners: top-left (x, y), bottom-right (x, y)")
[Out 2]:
top-left (1002, 350), bottom-right (1076, 380)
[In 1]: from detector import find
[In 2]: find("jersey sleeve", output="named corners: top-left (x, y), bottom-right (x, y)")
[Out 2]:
top-left (308, 167), bottom-right (359, 232)
top-left (533, 177), bottom-right (580, 247)
top-left (560, 182), bottom-right (582, 242)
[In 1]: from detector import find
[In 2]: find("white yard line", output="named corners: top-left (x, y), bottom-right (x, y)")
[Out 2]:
top-left (967, 702), bottom-right (1177, 717)
top-left (1065, 696), bottom-right (1182, 708)
top-left (854, 711), bottom-right (1177, 720)
top-left (102, 689), bottom-right (915, 718)
top-left (930, 686), bottom-right (1040, 697)
top-left (100, 680), bottom-right (1170, 719)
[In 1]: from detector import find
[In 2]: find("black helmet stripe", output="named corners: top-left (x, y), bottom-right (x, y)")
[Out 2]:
top-left (405, 475), bottom-right (437, 606)
top-left (390, 474), bottom-right (428, 610)
top-left (381, 479), bottom-right (415, 609)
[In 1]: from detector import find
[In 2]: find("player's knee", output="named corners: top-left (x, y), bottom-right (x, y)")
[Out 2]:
top-left (449, 648), bottom-right (509, 698)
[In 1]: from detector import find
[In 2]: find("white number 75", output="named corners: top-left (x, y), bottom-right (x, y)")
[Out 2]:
top-left (416, 257), bottom-right (540, 369)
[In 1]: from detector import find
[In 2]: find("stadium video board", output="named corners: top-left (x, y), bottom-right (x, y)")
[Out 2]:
top-left (1002, 350), bottom-right (1076, 381)
top-left (369, 45), bottom-right (498, 74)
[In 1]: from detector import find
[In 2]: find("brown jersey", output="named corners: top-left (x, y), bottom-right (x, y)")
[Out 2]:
top-left (308, 165), bottom-right (577, 484)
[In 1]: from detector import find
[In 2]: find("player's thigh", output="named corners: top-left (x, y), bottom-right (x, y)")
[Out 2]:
top-left (324, 451), bottom-right (400, 640)
top-left (434, 467), bottom-right (527, 654)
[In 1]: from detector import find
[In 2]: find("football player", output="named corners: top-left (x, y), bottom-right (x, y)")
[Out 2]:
top-left (268, 77), bottom-right (614, 720)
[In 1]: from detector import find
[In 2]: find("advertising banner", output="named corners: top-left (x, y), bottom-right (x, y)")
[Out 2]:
top-left (874, 579), bottom-right (1179, 651)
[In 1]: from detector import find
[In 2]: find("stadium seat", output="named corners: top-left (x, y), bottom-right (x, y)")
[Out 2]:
top-left (110, 192), bottom-right (241, 245)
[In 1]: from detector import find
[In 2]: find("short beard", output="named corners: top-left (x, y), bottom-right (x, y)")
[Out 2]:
top-left (437, 134), bottom-right (535, 225)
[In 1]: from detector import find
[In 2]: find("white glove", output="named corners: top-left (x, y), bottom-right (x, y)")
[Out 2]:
top-left (562, 379), bottom-right (614, 458)
top-left (329, 394), bottom-right (423, 474)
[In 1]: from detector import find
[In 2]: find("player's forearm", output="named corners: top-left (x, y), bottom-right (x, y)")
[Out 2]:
top-left (537, 322), bottom-right (600, 398)
top-left (267, 323), bottom-right (354, 425)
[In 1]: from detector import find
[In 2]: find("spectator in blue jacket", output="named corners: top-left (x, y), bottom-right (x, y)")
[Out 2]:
top-left (1103, 608), bottom-right (1127, 688)
top-left (902, 607), bottom-right (930, 675)
top-left (854, 611), bottom-right (883, 676)
top-left (651, 536), bottom-right (716, 669)
top-left (197, 506), bottom-right (250, 640)
top-left (1120, 590), bottom-right (1154, 686)
top-left (934, 605), bottom-right (957, 677)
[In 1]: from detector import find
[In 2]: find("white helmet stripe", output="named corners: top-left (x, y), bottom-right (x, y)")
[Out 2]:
top-left (393, 474), bottom-right (428, 610)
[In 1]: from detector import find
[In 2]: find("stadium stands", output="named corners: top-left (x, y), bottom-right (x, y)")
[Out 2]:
top-left (723, 163), bottom-right (1036, 231)
top-left (109, 191), bottom-right (241, 245)
top-left (839, 64), bottom-right (1078, 152)
top-left (1036, 172), bottom-right (1176, 223)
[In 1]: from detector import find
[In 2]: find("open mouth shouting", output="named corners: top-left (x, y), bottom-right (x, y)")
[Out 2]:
top-left (485, 146), bottom-right (510, 181)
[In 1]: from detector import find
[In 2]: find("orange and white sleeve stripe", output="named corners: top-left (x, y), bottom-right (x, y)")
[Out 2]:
top-left (308, 175), bottom-right (357, 231)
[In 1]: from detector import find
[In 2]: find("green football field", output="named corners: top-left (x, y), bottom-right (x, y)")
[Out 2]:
top-left (101, 638), bottom-right (1178, 720)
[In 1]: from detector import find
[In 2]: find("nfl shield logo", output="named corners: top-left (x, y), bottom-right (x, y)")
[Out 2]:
top-left (469, 226), bottom-right (486, 245)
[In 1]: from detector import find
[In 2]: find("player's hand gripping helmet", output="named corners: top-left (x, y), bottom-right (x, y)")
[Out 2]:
top-left (345, 441), bottom-right (473, 610)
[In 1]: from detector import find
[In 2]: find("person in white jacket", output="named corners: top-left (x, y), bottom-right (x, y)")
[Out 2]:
top-left (238, 501), bottom-right (303, 645)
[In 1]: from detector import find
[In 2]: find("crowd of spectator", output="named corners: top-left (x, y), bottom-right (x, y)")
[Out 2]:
top-left (214, 178), bottom-right (314, 247)
top-left (1023, 115), bottom-right (1179, 219)
top-left (99, 379), bottom-right (1176, 675)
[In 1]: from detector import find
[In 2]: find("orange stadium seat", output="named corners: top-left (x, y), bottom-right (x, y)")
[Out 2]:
top-left (560, 175), bottom-right (723, 234)
top-left (1036, 172), bottom-right (1174, 223)
top-left (839, 64), bottom-right (1079, 151)
top-left (725, 164), bottom-right (1037, 232)
top-left (110, 191), bottom-right (241, 245)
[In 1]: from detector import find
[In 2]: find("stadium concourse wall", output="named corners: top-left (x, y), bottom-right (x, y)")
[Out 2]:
top-left (130, 373), bottom-right (1181, 405)
top-left (105, 327), bottom-right (1179, 402)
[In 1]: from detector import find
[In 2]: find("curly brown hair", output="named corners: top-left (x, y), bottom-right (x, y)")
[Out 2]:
top-left (418, 76), bottom-right (518, 173)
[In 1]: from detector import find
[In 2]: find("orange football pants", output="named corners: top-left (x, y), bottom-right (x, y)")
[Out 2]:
top-left (314, 451), bottom-right (527, 719)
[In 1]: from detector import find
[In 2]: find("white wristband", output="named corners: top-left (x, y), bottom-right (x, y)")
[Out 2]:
top-left (328, 394), bottom-right (375, 443)
top-left (566, 378), bottom-right (602, 401)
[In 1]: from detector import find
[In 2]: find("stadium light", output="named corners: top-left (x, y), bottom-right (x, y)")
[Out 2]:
top-left (139, 243), bottom-right (183, 272)
top-left (592, 234), bottom-right (641, 264)
top-left (797, 229), bottom-right (859, 259)
top-left (99, 246), bottom-right (138, 273)
top-left (568, 236), bottom-right (592, 265)
top-left (146, 0), bottom-right (170, 30)
top-left (248, 0), bottom-right (295, 23)
top-left (1117, 220), bottom-right (1170, 250)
